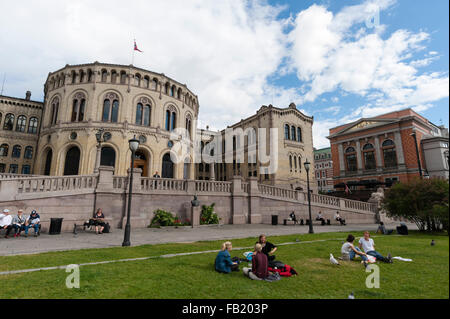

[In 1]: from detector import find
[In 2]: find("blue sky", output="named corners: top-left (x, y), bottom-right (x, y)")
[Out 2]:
top-left (0, 0), bottom-right (448, 148)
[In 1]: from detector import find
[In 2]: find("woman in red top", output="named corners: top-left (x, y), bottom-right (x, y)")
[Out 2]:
top-left (243, 244), bottom-right (268, 280)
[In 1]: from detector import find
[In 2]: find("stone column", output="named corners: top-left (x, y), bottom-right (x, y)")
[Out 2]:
top-left (0, 179), bottom-right (19, 201)
top-left (231, 176), bottom-right (246, 224)
top-left (97, 166), bottom-right (114, 191)
top-left (394, 131), bottom-right (406, 169)
top-left (248, 177), bottom-right (261, 224)
top-left (374, 136), bottom-right (383, 172)
top-left (94, 143), bottom-right (101, 173)
top-left (210, 161), bottom-right (215, 181)
top-left (191, 206), bottom-right (201, 228)
top-left (127, 168), bottom-right (142, 192)
top-left (356, 140), bottom-right (363, 173)
top-left (338, 143), bottom-right (345, 176)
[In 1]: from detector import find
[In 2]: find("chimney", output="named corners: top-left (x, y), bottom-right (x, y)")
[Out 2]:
top-left (25, 91), bottom-right (31, 101)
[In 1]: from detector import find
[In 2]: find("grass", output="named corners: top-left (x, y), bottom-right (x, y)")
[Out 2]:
top-left (0, 231), bottom-right (448, 299)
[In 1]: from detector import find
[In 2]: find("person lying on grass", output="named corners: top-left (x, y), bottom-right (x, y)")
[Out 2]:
top-left (257, 234), bottom-right (277, 262)
top-left (215, 241), bottom-right (239, 274)
top-left (359, 231), bottom-right (393, 263)
top-left (341, 234), bottom-right (369, 268)
top-left (243, 243), bottom-right (268, 280)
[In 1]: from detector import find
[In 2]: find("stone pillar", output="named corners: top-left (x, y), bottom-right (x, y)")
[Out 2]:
top-left (231, 175), bottom-right (246, 224)
top-left (338, 143), bottom-right (345, 176)
top-left (374, 136), bottom-right (383, 172)
top-left (186, 180), bottom-right (196, 194)
top-left (210, 161), bottom-right (215, 181)
top-left (0, 179), bottom-right (19, 201)
top-left (394, 131), bottom-right (406, 169)
top-left (355, 140), bottom-right (363, 173)
top-left (191, 206), bottom-right (201, 227)
top-left (248, 177), bottom-right (261, 224)
top-left (97, 166), bottom-right (114, 191)
top-left (94, 144), bottom-right (101, 173)
top-left (127, 168), bottom-right (142, 192)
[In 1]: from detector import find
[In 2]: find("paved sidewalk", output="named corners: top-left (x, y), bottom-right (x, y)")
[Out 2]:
top-left (0, 223), bottom-right (415, 256)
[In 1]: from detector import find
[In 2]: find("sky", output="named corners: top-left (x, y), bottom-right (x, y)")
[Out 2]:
top-left (0, 0), bottom-right (448, 149)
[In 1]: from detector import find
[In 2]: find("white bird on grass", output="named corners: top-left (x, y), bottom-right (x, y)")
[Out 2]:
top-left (330, 253), bottom-right (340, 265)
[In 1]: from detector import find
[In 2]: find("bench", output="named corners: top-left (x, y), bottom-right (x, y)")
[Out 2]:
top-left (305, 219), bottom-right (331, 226)
top-left (73, 218), bottom-right (112, 234)
top-left (283, 218), bottom-right (299, 226)
top-left (0, 224), bottom-right (41, 237)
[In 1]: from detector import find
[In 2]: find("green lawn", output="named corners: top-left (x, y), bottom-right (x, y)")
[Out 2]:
top-left (0, 231), bottom-right (448, 299)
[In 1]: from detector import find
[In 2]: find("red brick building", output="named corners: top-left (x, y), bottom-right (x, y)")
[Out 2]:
top-left (328, 108), bottom-right (447, 190)
top-left (314, 147), bottom-right (333, 193)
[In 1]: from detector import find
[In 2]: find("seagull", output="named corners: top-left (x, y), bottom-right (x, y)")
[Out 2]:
top-left (431, 240), bottom-right (435, 246)
top-left (295, 238), bottom-right (300, 242)
top-left (330, 253), bottom-right (340, 265)
top-left (348, 292), bottom-right (355, 299)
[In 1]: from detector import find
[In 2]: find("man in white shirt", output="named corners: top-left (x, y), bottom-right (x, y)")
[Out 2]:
top-left (0, 209), bottom-right (13, 237)
top-left (358, 231), bottom-right (392, 263)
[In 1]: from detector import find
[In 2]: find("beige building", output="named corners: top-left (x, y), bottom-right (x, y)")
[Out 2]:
top-left (0, 93), bottom-right (43, 175)
top-left (196, 103), bottom-right (315, 191)
top-left (29, 62), bottom-right (199, 178)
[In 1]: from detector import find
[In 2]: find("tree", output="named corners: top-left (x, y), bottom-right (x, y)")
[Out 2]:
top-left (382, 178), bottom-right (449, 232)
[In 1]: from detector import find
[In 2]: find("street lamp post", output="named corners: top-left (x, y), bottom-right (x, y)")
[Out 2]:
top-left (410, 131), bottom-right (423, 178)
top-left (94, 128), bottom-right (105, 173)
top-left (304, 159), bottom-right (314, 234)
top-left (122, 136), bottom-right (140, 247)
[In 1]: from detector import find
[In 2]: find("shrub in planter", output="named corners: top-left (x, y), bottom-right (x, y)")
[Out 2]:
top-left (149, 209), bottom-right (176, 227)
top-left (200, 203), bottom-right (220, 225)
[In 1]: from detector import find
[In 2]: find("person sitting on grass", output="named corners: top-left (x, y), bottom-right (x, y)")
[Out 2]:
top-left (377, 222), bottom-right (394, 235)
top-left (7, 209), bottom-right (26, 238)
top-left (316, 211), bottom-right (326, 225)
top-left (215, 241), bottom-right (239, 274)
top-left (243, 243), bottom-right (268, 280)
top-left (92, 208), bottom-right (106, 234)
top-left (24, 210), bottom-right (40, 237)
top-left (359, 231), bottom-right (393, 263)
top-left (341, 234), bottom-right (369, 268)
top-left (257, 234), bottom-right (277, 262)
top-left (334, 211), bottom-right (346, 226)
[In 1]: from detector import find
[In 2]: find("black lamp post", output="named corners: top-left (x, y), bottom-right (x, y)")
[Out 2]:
top-left (122, 135), bottom-right (140, 247)
top-left (304, 159), bottom-right (314, 234)
top-left (410, 131), bottom-right (423, 178)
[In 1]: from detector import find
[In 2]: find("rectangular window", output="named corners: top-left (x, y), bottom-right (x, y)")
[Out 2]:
top-left (364, 151), bottom-right (376, 170)
top-left (9, 164), bottom-right (18, 174)
top-left (21, 165), bottom-right (31, 175)
top-left (0, 163), bottom-right (5, 173)
top-left (346, 154), bottom-right (357, 171)
top-left (383, 148), bottom-right (397, 168)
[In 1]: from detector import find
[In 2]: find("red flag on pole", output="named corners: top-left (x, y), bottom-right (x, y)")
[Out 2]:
top-left (134, 41), bottom-right (143, 52)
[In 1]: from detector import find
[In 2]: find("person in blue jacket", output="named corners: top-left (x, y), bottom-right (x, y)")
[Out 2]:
top-left (215, 241), bottom-right (239, 273)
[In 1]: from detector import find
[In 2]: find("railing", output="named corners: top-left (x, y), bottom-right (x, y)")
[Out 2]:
top-left (195, 180), bottom-right (232, 193)
top-left (343, 198), bottom-right (376, 212)
top-left (258, 184), bottom-right (297, 200)
top-left (0, 173), bottom-right (40, 179)
top-left (113, 176), bottom-right (128, 189)
top-left (17, 175), bottom-right (98, 194)
top-left (241, 182), bottom-right (249, 193)
top-left (141, 178), bottom-right (186, 191)
top-left (308, 193), bottom-right (341, 208)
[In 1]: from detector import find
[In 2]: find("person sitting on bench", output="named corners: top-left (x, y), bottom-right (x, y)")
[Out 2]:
top-left (334, 211), bottom-right (346, 225)
top-left (289, 211), bottom-right (298, 225)
top-left (8, 209), bottom-right (26, 238)
top-left (215, 241), bottom-right (239, 273)
top-left (91, 208), bottom-right (106, 234)
top-left (316, 211), bottom-right (326, 225)
top-left (0, 209), bottom-right (12, 238)
top-left (257, 234), bottom-right (277, 262)
top-left (24, 210), bottom-right (40, 237)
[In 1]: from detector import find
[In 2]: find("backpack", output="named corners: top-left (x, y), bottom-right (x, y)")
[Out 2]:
top-left (103, 222), bottom-right (110, 233)
top-left (268, 264), bottom-right (298, 277)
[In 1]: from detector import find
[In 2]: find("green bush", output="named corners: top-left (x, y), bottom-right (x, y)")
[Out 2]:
top-left (382, 177), bottom-right (449, 232)
top-left (200, 203), bottom-right (219, 225)
top-left (149, 209), bottom-right (176, 227)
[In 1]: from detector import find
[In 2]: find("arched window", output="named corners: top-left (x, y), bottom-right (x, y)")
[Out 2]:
top-left (0, 144), bottom-right (8, 157)
top-left (284, 124), bottom-right (290, 140)
top-left (135, 74), bottom-right (141, 86)
top-left (3, 113), bottom-right (15, 130)
top-left (24, 146), bottom-right (33, 159)
top-left (291, 126), bottom-right (296, 141)
top-left (44, 149), bottom-right (52, 175)
top-left (298, 156), bottom-right (302, 172)
top-left (363, 143), bottom-right (376, 170)
top-left (50, 97), bottom-right (59, 125)
top-left (382, 139), bottom-right (397, 168)
top-left (152, 78), bottom-right (158, 90)
top-left (165, 107), bottom-right (176, 131)
top-left (297, 127), bottom-right (302, 142)
top-left (0, 113), bottom-right (2, 126)
top-left (120, 71), bottom-right (127, 84)
top-left (170, 85), bottom-right (175, 97)
top-left (162, 153), bottom-right (174, 178)
top-left (12, 145), bottom-right (21, 158)
top-left (111, 70), bottom-right (117, 83)
top-left (71, 92), bottom-right (86, 122)
top-left (101, 70), bottom-right (108, 82)
top-left (71, 71), bottom-right (77, 84)
top-left (87, 69), bottom-right (93, 82)
top-left (100, 146), bottom-right (116, 168)
top-left (143, 76), bottom-right (150, 88)
top-left (345, 147), bottom-right (357, 172)
top-left (289, 155), bottom-right (293, 171)
top-left (185, 114), bottom-right (192, 137)
top-left (79, 70), bottom-right (85, 83)
top-left (15, 115), bottom-right (27, 132)
top-left (177, 88), bottom-right (182, 99)
top-left (102, 93), bottom-right (119, 122)
top-left (165, 83), bottom-right (170, 95)
top-left (135, 97), bottom-right (151, 126)
top-left (136, 103), bottom-right (143, 125)
top-left (294, 156), bottom-right (298, 171)
top-left (64, 146), bottom-right (81, 176)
